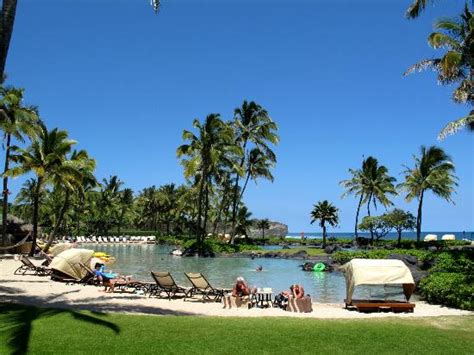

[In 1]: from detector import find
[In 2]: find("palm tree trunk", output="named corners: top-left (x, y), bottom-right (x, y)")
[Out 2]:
top-left (2, 133), bottom-right (11, 246)
top-left (354, 194), bottom-right (363, 238)
top-left (44, 191), bottom-right (70, 252)
top-left (397, 229), bottom-right (402, 248)
top-left (239, 172), bottom-right (251, 201)
top-left (367, 192), bottom-right (374, 244)
top-left (262, 228), bottom-right (265, 245)
top-left (30, 177), bottom-right (42, 256)
top-left (230, 140), bottom-right (248, 234)
top-left (322, 223), bottom-right (327, 248)
top-left (0, 0), bottom-right (18, 78)
top-left (416, 190), bottom-right (424, 243)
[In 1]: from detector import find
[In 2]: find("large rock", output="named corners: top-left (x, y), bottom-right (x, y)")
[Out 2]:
top-left (248, 220), bottom-right (288, 239)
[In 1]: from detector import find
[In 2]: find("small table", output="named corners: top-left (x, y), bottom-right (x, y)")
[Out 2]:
top-left (253, 288), bottom-right (273, 308)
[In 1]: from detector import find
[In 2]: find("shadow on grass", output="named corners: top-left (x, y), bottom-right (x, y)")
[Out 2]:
top-left (0, 301), bottom-right (120, 355)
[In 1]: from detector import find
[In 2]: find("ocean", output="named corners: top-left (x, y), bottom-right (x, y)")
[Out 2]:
top-left (287, 231), bottom-right (474, 241)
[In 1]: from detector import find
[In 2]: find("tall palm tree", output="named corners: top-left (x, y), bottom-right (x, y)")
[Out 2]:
top-left (117, 188), bottom-right (134, 235)
top-left (235, 205), bottom-right (253, 241)
top-left (43, 150), bottom-right (96, 251)
top-left (7, 123), bottom-right (78, 255)
top-left (12, 178), bottom-right (38, 222)
top-left (0, 86), bottom-right (39, 245)
top-left (310, 200), bottom-right (339, 248)
top-left (230, 100), bottom-right (279, 234)
top-left (400, 146), bottom-right (457, 242)
top-left (361, 157), bottom-right (397, 241)
top-left (239, 148), bottom-right (275, 201)
top-left (405, 4), bottom-right (474, 139)
top-left (340, 157), bottom-right (396, 240)
top-left (257, 218), bottom-right (270, 245)
top-left (177, 114), bottom-right (239, 247)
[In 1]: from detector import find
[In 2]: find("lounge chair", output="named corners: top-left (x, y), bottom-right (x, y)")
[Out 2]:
top-left (185, 272), bottom-right (230, 302)
top-left (286, 295), bottom-right (313, 313)
top-left (14, 255), bottom-right (51, 276)
top-left (150, 272), bottom-right (191, 300)
top-left (222, 294), bottom-right (251, 309)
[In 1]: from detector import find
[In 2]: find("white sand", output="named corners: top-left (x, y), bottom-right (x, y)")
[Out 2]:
top-left (1, 258), bottom-right (472, 319)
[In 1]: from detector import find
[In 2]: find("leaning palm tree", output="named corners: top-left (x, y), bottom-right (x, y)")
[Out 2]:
top-left (405, 4), bottom-right (474, 139)
top-left (310, 200), bottom-right (339, 248)
top-left (399, 146), bottom-right (457, 242)
top-left (257, 218), bottom-right (270, 245)
top-left (43, 150), bottom-right (96, 251)
top-left (177, 114), bottom-right (239, 247)
top-left (0, 87), bottom-right (39, 245)
top-left (7, 123), bottom-right (78, 255)
top-left (340, 166), bottom-right (365, 238)
top-left (230, 101), bottom-right (279, 235)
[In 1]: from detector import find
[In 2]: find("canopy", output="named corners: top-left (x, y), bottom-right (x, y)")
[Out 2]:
top-left (49, 243), bottom-right (75, 256)
top-left (50, 249), bottom-right (94, 280)
top-left (340, 258), bottom-right (415, 304)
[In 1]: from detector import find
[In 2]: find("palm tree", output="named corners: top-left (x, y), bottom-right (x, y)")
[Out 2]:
top-left (340, 166), bottom-right (365, 238)
top-left (177, 114), bottom-right (238, 247)
top-left (117, 188), bottom-right (134, 235)
top-left (0, 86), bottom-right (39, 245)
top-left (235, 205), bottom-right (253, 241)
top-left (230, 101), bottom-right (279, 235)
top-left (239, 148), bottom-right (275, 201)
top-left (360, 157), bottom-right (397, 242)
top-left (43, 150), bottom-right (96, 251)
top-left (310, 200), bottom-right (339, 248)
top-left (405, 0), bottom-right (434, 19)
top-left (257, 218), bottom-right (270, 245)
top-left (405, 4), bottom-right (474, 139)
top-left (7, 123), bottom-right (78, 255)
top-left (400, 146), bottom-right (457, 242)
top-left (12, 178), bottom-right (38, 222)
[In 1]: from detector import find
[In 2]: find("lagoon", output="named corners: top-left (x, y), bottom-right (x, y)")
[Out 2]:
top-left (88, 244), bottom-right (408, 303)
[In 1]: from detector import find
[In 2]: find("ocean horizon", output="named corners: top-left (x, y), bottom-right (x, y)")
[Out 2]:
top-left (287, 231), bottom-right (474, 241)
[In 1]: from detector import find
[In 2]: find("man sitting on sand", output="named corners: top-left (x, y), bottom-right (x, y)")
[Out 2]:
top-left (275, 284), bottom-right (305, 308)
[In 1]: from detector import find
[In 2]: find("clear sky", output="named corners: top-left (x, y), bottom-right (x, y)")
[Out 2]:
top-left (4, 0), bottom-right (473, 232)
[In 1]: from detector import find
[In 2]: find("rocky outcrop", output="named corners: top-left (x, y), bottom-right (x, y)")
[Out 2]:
top-left (248, 220), bottom-right (288, 239)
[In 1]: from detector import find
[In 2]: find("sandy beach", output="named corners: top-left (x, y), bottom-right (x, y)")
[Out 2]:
top-left (1, 258), bottom-right (472, 319)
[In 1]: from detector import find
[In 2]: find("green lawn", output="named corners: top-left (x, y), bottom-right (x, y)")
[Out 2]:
top-left (1, 303), bottom-right (473, 354)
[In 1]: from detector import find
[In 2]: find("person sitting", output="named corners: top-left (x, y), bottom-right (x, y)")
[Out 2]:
top-left (275, 284), bottom-right (305, 309)
top-left (232, 277), bottom-right (250, 297)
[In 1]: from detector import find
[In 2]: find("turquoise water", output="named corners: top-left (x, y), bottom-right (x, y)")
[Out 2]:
top-left (86, 244), bottom-right (408, 303)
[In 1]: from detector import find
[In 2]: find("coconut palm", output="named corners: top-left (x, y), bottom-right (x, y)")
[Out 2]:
top-left (117, 188), bottom-right (134, 235)
top-left (0, 86), bottom-right (39, 245)
top-left (177, 114), bottom-right (239, 246)
top-left (405, 4), bottom-right (474, 139)
top-left (400, 146), bottom-right (458, 242)
top-left (7, 123), bottom-right (78, 255)
top-left (310, 200), bottom-right (339, 248)
top-left (257, 218), bottom-right (270, 245)
top-left (341, 157), bottom-right (396, 241)
top-left (235, 205), bottom-right (253, 240)
top-left (12, 178), bottom-right (38, 222)
top-left (43, 150), bottom-right (96, 251)
top-left (239, 148), bottom-right (275, 200)
top-left (230, 101), bottom-right (279, 234)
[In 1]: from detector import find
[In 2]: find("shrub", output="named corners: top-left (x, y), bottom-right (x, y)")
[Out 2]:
top-left (332, 249), bottom-right (432, 264)
top-left (431, 250), bottom-right (474, 274)
top-left (419, 273), bottom-right (474, 311)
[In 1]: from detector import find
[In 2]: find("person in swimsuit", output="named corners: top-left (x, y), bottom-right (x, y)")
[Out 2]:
top-left (232, 277), bottom-right (250, 297)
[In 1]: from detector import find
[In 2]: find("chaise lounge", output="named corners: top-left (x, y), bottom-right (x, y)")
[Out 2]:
top-left (184, 272), bottom-right (230, 302)
top-left (14, 255), bottom-right (51, 276)
top-left (150, 271), bottom-right (191, 300)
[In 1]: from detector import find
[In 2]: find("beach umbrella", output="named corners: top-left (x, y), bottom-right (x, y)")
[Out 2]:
top-left (49, 242), bottom-right (76, 256)
top-left (50, 249), bottom-right (94, 280)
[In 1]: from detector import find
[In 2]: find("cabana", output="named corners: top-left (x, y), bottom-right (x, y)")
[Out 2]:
top-left (340, 258), bottom-right (416, 313)
top-left (50, 249), bottom-right (94, 281)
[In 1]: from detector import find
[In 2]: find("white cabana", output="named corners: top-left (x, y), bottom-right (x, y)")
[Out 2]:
top-left (441, 234), bottom-right (456, 241)
top-left (340, 258), bottom-right (415, 304)
top-left (424, 234), bottom-right (438, 242)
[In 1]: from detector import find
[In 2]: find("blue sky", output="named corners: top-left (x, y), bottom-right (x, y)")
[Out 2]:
top-left (4, 0), bottom-right (473, 232)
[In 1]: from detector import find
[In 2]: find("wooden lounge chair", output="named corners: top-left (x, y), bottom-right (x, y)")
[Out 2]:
top-left (184, 272), bottom-right (230, 302)
top-left (14, 255), bottom-right (51, 276)
top-left (286, 295), bottom-right (313, 313)
top-left (149, 272), bottom-right (191, 300)
top-left (345, 299), bottom-right (415, 313)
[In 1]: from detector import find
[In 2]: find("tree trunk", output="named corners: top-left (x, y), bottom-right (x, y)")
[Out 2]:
top-left (354, 194), bottom-right (363, 238)
top-left (44, 191), bottom-right (70, 252)
top-left (0, 0), bottom-right (18, 79)
top-left (416, 190), bottom-right (424, 243)
top-left (367, 192), bottom-right (374, 244)
top-left (30, 177), bottom-right (42, 256)
top-left (322, 223), bottom-right (327, 248)
top-left (239, 172), bottom-right (251, 202)
top-left (261, 228), bottom-right (265, 245)
top-left (2, 133), bottom-right (11, 246)
top-left (397, 229), bottom-right (402, 248)
top-left (230, 140), bottom-right (248, 235)
top-left (196, 175), bottom-right (205, 246)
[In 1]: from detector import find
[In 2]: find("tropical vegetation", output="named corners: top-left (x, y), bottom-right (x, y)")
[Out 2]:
top-left (310, 200), bottom-right (339, 247)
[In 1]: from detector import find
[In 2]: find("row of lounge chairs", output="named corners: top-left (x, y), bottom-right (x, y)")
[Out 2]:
top-left (74, 236), bottom-right (156, 244)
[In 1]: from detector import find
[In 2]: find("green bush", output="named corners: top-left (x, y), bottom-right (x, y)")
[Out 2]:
top-left (332, 249), bottom-right (432, 264)
top-left (419, 273), bottom-right (474, 311)
top-left (431, 251), bottom-right (474, 274)
top-left (182, 238), bottom-right (261, 254)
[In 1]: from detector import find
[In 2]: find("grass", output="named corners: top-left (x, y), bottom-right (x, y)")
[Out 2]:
top-left (257, 246), bottom-right (326, 256)
top-left (2, 303), bottom-right (472, 354)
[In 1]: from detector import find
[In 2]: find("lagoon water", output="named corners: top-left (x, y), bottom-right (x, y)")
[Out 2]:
top-left (88, 244), bottom-right (408, 303)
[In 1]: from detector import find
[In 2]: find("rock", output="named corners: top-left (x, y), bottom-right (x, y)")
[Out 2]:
top-left (248, 220), bottom-right (289, 239)
top-left (387, 253), bottom-right (418, 265)
top-left (428, 246), bottom-right (438, 252)
top-left (282, 244), bottom-right (290, 249)
top-left (324, 245), bottom-right (340, 254)
top-left (291, 250), bottom-right (308, 258)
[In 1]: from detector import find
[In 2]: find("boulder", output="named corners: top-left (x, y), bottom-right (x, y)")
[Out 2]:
top-left (248, 220), bottom-right (288, 239)
top-left (324, 245), bottom-right (340, 254)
